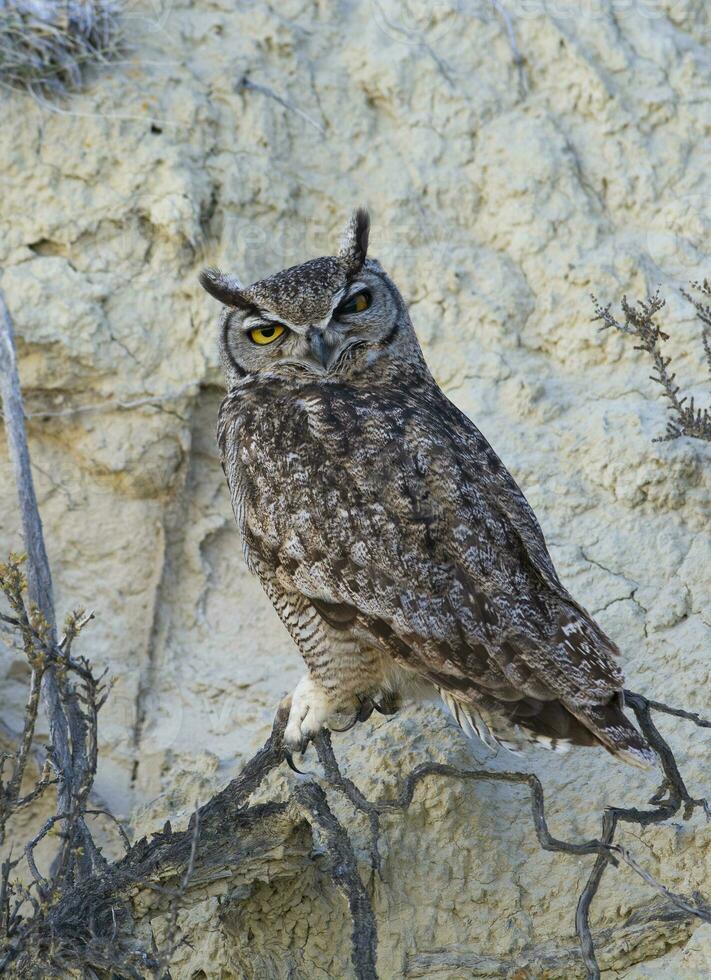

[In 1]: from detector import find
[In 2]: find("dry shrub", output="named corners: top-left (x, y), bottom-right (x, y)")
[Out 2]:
top-left (0, 0), bottom-right (120, 93)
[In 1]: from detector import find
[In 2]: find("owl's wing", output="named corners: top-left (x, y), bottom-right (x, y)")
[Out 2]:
top-left (437, 392), bottom-right (563, 588)
top-left (223, 380), bottom-right (650, 764)
top-left (404, 390), bottom-right (653, 762)
top-left (432, 387), bottom-right (615, 634)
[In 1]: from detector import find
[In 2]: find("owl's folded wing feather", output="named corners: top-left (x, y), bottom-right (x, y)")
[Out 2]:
top-left (224, 381), bottom-right (651, 764)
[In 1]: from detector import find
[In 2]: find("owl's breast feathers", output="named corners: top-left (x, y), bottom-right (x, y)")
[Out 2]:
top-left (217, 374), bottom-right (652, 766)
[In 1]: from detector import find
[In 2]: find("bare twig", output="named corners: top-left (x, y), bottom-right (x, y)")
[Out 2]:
top-left (607, 842), bottom-right (711, 922)
top-left (637, 698), bottom-right (711, 730)
top-left (575, 809), bottom-right (615, 980)
top-left (2, 687), bottom-right (709, 979)
top-left (293, 780), bottom-right (377, 980)
top-left (1, 651), bottom-right (43, 832)
top-left (84, 808), bottom-right (131, 853)
top-left (682, 279), bottom-right (711, 376)
top-left (592, 284), bottom-right (711, 442)
top-left (490, 0), bottom-right (527, 95)
top-left (0, 289), bottom-right (107, 930)
top-left (0, 291), bottom-right (76, 831)
top-left (313, 731), bottom-right (383, 874)
top-left (0, 292), bottom-right (56, 633)
top-left (0, 708), bottom-right (299, 976)
top-left (237, 75), bottom-right (326, 136)
top-left (309, 688), bottom-right (711, 980)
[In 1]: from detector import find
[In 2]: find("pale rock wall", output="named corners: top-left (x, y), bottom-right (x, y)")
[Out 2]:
top-left (1, 0), bottom-right (710, 976)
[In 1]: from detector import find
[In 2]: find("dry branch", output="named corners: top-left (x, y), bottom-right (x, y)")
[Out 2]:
top-left (0, 289), bottom-right (111, 968)
top-left (0, 292), bottom-right (98, 862)
top-left (237, 75), bottom-right (326, 136)
top-left (9, 689), bottom-right (710, 979)
top-left (592, 282), bottom-right (711, 442)
top-left (0, 292), bottom-right (55, 630)
top-left (315, 692), bottom-right (711, 980)
top-left (292, 780), bottom-right (377, 980)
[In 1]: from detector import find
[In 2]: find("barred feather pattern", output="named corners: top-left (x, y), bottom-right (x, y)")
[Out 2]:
top-left (218, 366), bottom-right (653, 768)
top-left (210, 223), bottom-right (654, 769)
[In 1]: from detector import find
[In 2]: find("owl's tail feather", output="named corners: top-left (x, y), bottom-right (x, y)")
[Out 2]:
top-left (439, 690), bottom-right (505, 752)
top-left (569, 697), bottom-right (656, 769)
top-left (438, 689), bottom-right (578, 756)
top-left (439, 689), bottom-right (655, 769)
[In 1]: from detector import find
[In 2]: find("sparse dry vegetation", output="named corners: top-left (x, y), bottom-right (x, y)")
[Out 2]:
top-left (593, 281), bottom-right (711, 443)
top-left (0, 0), bottom-right (120, 94)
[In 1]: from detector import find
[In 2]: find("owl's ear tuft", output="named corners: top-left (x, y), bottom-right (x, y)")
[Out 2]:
top-left (199, 268), bottom-right (251, 308)
top-left (338, 208), bottom-right (370, 276)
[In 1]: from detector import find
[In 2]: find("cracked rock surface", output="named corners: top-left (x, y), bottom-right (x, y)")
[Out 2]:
top-left (1, 1), bottom-right (710, 976)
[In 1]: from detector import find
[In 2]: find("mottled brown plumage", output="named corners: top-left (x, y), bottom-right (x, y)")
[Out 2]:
top-left (201, 210), bottom-right (653, 768)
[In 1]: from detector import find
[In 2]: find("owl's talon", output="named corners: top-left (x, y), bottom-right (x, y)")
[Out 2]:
top-left (283, 675), bottom-right (338, 752)
top-left (283, 676), bottom-right (383, 751)
top-left (330, 714), bottom-right (359, 733)
top-left (285, 748), bottom-right (307, 774)
top-left (373, 692), bottom-right (400, 716)
top-left (331, 696), bottom-right (376, 732)
top-left (357, 697), bottom-right (375, 723)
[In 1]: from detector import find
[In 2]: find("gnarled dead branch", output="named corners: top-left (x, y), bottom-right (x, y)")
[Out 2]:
top-left (4, 690), bottom-right (709, 979)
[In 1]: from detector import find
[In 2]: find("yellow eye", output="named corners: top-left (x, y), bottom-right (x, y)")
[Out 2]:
top-left (249, 324), bottom-right (286, 345)
top-left (338, 290), bottom-right (371, 316)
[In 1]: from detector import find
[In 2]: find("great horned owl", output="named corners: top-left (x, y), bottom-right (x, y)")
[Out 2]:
top-left (200, 210), bottom-right (653, 768)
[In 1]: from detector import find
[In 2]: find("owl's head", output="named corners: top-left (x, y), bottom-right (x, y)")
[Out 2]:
top-left (199, 209), bottom-right (425, 386)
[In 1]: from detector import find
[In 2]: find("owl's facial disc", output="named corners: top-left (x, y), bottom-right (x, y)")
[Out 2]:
top-left (221, 267), bottom-right (402, 379)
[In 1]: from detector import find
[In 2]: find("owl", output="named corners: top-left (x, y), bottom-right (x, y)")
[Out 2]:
top-left (200, 210), bottom-right (653, 768)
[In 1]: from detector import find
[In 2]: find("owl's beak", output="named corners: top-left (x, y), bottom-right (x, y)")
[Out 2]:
top-left (307, 329), bottom-right (335, 370)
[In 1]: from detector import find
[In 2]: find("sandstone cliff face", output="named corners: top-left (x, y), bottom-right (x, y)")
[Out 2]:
top-left (1, 1), bottom-right (710, 976)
